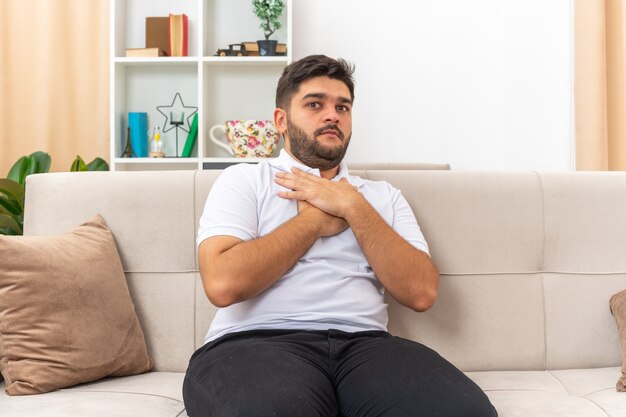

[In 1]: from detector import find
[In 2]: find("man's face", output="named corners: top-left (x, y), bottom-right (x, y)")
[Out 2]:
top-left (279, 76), bottom-right (353, 170)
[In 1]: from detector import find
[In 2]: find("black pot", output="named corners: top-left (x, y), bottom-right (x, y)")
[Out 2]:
top-left (257, 40), bottom-right (278, 56)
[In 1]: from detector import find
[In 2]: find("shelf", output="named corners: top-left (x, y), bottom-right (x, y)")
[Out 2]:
top-left (115, 158), bottom-right (199, 164)
top-left (202, 157), bottom-right (274, 169)
top-left (202, 157), bottom-right (274, 163)
top-left (114, 57), bottom-right (199, 65)
top-left (202, 57), bottom-right (289, 65)
top-left (114, 57), bottom-right (289, 65)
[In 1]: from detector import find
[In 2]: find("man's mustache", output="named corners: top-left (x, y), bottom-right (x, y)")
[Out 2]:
top-left (314, 124), bottom-right (344, 140)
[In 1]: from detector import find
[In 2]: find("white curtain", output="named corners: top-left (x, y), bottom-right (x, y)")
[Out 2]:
top-left (0, 0), bottom-right (109, 174)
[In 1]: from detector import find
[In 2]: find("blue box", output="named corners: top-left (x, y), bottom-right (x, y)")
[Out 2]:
top-left (128, 112), bottom-right (148, 157)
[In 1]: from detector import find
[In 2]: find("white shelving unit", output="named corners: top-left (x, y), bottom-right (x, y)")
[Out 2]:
top-left (110, 0), bottom-right (292, 171)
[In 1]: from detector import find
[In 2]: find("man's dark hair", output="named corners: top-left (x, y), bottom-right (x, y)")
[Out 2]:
top-left (275, 55), bottom-right (355, 109)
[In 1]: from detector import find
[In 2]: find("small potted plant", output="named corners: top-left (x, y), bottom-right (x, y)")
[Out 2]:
top-left (252, 0), bottom-right (285, 56)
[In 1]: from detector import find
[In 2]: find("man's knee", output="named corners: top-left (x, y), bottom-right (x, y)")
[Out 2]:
top-left (455, 389), bottom-right (498, 417)
top-left (183, 373), bottom-right (215, 417)
top-left (182, 336), bottom-right (338, 417)
top-left (183, 371), bottom-right (335, 417)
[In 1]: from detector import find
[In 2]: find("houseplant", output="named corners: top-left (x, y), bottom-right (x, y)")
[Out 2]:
top-left (252, 0), bottom-right (284, 56)
top-left (0, 152), bottom-right (109, 235)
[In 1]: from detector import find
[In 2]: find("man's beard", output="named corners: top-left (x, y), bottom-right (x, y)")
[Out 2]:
top-left (286, 116), bottom-right (351, 171)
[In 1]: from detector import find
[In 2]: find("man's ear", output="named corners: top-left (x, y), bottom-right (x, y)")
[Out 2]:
top-left (274, 108), bottom-right (288, 134)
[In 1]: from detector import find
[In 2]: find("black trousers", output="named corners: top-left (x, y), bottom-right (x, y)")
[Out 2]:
top-left (183, 329), bottom-right (498, 417)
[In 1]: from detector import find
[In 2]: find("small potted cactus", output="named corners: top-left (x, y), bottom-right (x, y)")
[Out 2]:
top-left (252, 0), bottom-right (285, 56)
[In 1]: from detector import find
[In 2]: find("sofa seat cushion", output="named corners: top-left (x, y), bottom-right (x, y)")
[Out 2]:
top-left (468, 367), bottom-right (624, 416)
top-left (0, 372), bottom-right (185, 417)
top-left (2, 368), bottom-right (623, 416)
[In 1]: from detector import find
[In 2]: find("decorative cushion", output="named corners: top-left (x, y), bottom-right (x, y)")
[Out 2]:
top-left (610, 289), bottom-right (626, 392)
top-left (0, 215), bottom-right (153, 395)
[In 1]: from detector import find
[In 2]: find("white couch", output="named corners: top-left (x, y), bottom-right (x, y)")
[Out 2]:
top-left (2, 169), bottom-right (626, 416)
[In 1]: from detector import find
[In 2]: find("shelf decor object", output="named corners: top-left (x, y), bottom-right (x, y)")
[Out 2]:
top-left (156, 92), bottom-right (198, 158)
top-left (209, 120), bottom-right (278, 158)
top-left (252, 0), bottom-right (285, 56)
top-left (181, 113), bottom-right (199, 157)
top-left (149, 126), bottom-right (165, 158)
top-left (121, 127), bottom-right (136, 158)
top-left (128, 112), bottom-right (148, 157)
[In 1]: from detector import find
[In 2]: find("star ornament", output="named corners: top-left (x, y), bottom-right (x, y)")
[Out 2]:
top-left (156, 92), bottom-right (198, 133)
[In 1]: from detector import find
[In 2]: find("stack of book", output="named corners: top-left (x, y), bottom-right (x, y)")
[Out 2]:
top-left (125, 14), bottom-right (188, 58)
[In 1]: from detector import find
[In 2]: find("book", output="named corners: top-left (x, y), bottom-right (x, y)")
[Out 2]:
top-left (125, 48), bottom-right (167, 57)
top-left (169, 14), bottom-right (188, 57)
top-left (128, 112), bottom-right (148, 157)
top-left (146, 17), bottom-right (170, 56)
top-left (181, 113), bottom-right (198, 157)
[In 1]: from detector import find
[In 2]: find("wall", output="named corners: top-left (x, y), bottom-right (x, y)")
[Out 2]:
top-left (293, 0), bottom-right (573, 170)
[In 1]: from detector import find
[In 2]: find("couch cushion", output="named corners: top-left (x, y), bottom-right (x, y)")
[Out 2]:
top-left (346, 162), bottom-right (450, 170)
top-left (387, 273), bottom-right (546, 371)
top-left (541, 172), bottom-right (626, 273)
top-left (0, 372), bottom-right (185, 417)
top-left (468, 367), bottom-right (622, 417)
top-left (24, 171), bottom-right (197, 273)
top-left (544, 273), bottom-right (625, 370)
top-left (0, 215), bottom-right (153, 395)
top-left (365, 171), bottom-right (545, 274)
top-left (3, 368), bottom-right (621, 417)
top-left (125, 272), bottom-right (197, 372)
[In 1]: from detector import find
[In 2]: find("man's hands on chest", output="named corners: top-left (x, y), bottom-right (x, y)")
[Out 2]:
top-left (274, 167), bottom-right (365, 227)
top-left (296, 200), bottom-right (349, 237)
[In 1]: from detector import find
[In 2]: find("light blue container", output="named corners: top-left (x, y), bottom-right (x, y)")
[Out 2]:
top-left (128, 112), bottom-right (148, 157)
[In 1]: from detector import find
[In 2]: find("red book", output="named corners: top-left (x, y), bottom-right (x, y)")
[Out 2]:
top-left (168, 14), bottom-right (188, 57)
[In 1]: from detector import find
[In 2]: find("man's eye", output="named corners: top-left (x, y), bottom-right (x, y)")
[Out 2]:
top-left (337, 105), bottom-right (351, 112)
top-left (307, 102), bottom-right (320, 109)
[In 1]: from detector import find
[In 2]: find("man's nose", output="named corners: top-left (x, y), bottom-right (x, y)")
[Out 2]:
top-left (323, 108), bottom-right (340, 124)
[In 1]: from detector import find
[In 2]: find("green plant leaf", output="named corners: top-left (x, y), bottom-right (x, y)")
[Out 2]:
top-left (0, 194), bottom-right (22, 215)
top-left (86, 157), bottom-right (109, 171)
top-left (0, 178), bottom-right (25, 210)
top-left (0, 213), bottom-right (22, 235)
top-left (70, 155), bottom-right (87, 172)
top-left (29, 151), bottom-right (51, 174)
top-left (7, 156), bottom-right (31, 185)
top-left (7, 152), bottom-right (51, 185)
top-left (0, 226), bottom-right (19, 236)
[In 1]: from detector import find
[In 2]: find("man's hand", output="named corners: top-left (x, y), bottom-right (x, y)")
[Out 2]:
top-left (275, 167), bottom-right (364, 219)
top-left (297, 199), bottom-right (349, 237)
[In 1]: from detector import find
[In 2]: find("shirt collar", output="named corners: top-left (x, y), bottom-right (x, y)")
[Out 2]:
top-left (269, 149), bottom-right (365, 187)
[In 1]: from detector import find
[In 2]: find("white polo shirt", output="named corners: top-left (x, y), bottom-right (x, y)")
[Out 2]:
top-left (197, 149), bottom-right (429, 343)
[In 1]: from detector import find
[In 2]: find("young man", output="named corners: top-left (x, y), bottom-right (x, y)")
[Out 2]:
top-left (184, 55), bottom-right (498, 417)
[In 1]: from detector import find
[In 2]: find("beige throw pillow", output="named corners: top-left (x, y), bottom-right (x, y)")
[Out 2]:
top-left (0, 215), bottom-right (153, 395)
top-left (610, 289), bottom-right (626, 392)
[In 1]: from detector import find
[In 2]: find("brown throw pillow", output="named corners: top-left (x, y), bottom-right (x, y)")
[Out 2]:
top-left (0, 215), bottom-right (153, 395)
top-left (610, 289), bottom-right (626, 392)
